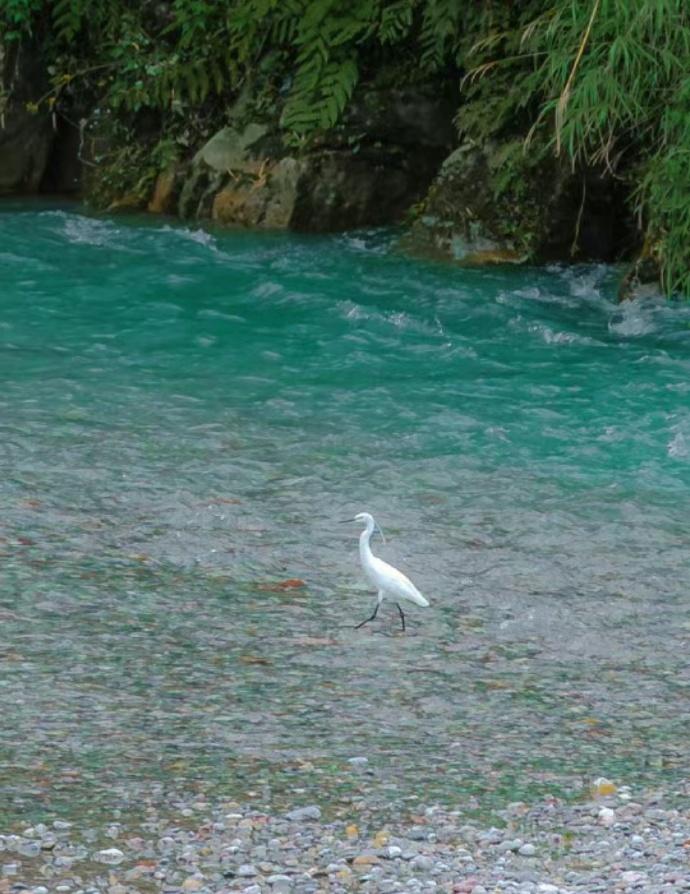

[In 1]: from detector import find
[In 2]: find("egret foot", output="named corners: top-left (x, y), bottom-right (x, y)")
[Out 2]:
top-left (396, 602), bottom-right (406, 632)
top-left (355, 602), bottom-right (379, 629)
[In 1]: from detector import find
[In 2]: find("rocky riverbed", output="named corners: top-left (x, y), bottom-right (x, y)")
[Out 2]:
top-left (3, 781), bottom-right (689, 894)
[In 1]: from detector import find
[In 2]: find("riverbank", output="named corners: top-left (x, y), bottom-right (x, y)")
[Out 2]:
top-left (5, 3), bottom-right (690, 294)
top-left (4, 783), bottom-right (689, 894)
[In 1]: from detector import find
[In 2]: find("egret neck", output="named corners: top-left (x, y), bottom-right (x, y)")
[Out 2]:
top-left (359, 514), bottom-right (376, 571)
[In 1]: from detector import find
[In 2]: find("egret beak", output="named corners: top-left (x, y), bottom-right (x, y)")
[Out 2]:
top-left (338, 518), bottom-right (354, 523)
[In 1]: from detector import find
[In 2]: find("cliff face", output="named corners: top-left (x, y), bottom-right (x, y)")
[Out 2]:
top-left (0, 42), bottom-right (54, 194)
top-left (403, 140), bottom-right (634, 266)
top-left (0, 41), bottom-right (83, 196)
top-left (103, 83), bottom-right (457, 234)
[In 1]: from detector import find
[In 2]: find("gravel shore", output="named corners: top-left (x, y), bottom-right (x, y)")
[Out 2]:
top-left (2, 782), bottom-right (689, 894)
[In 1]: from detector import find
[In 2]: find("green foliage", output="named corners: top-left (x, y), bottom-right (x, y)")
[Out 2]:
top-left (0, 0), bottom-right (42, 41)
top-left (462, 0), bottom-right (690, 294)
top-left (2, 0), bottom-right (690, 292)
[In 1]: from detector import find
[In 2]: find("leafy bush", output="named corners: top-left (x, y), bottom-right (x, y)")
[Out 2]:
top-left (2, 0), bottom-right (690, 292)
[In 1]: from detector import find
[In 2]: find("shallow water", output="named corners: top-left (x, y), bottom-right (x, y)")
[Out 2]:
top-left (1, 203), bottom-right (689, 826)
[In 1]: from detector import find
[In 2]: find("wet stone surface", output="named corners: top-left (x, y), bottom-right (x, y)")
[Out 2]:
top-left (1, 208), bottom-right (690, 878)
top-left (2, 787), bottom-right (690, 893)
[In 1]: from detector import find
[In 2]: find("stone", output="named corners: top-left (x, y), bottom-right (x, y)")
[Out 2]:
top-left (498, 839), bottom-right (523, 853)
top-left (94, 848), bottom-right (125, 865)
top-left (598, 807), bottom-right (616, 827)
top-left (518, 843), bottom-right (536, 857)
top-left (0, 41), bottom-right (54, 193)
top-left (405, 138), bottom-right (630, 267)
top-left (352, 854), bottom-right (380, 866)
top-left (195, 123), bottom-right (269, 175)
top-left (308, 82), bottom-right (455, 222)
top-left (591, 778), bottom-right (617, 797)
top-left (285, 806), bottom-right (321, 822)
top-left (407, 826), bottom-right (429, 841)
top-left (618, 252), bottom-right (661, 301)
top-left (211, 157), bottom-right (302, 229)
top-left (173, 83), bottom-right (454, 232)
top-left (237, 863), bottom-right (258, 876)
top-left (148, 167), bottom-right (181, 214)
top-left (410, 854), bottom-right (433, 871)
top-left (17, 840), bottom-right (41, 857)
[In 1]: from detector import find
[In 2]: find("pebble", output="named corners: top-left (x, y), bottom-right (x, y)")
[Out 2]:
top-left (94, 847), bottom-right (125, 864)
top-left (238, 863), bottom-right (258, 876)
top-left (3, 790), bottom-right (690, 894)
top-left (498, 838), bottom-right (523, 853)
top-left (285, 806), bottom-right (321, 822)
top-left (407, 826), bottom-right (428, 841)
top-left (17, 840), bottom-right (41, 858)
top-left (598, 807), bottom-right (616, 826)
top-left (411, 854), bottom-right (433, 871)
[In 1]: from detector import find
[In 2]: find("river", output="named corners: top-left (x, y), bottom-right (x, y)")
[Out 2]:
top-left (1, 203), bottom-right (689, 827)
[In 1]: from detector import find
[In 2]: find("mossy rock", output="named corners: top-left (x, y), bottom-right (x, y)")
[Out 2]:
top-left (405, 138), bottom-right (630, 267)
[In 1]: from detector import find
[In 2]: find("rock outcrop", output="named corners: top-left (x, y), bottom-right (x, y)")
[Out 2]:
top-left (405, 138), bottom-right (631, 265)
top-left (162, 83), bottom-right (456, 231)
top-left (0, 42), bottom-right (55, 193)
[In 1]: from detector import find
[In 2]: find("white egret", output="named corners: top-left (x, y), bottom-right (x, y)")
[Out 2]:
top-left (345, 512), bottom-right (429, 631)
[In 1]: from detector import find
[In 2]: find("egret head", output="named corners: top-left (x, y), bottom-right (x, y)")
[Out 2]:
top-left (351, 512), bottom-right (385, 543)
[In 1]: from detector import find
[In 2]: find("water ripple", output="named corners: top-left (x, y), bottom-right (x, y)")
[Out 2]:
top-left (1, 206), bottom-right (689, 824)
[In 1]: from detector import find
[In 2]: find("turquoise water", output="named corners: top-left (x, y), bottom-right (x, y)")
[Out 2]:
top-left (1, 204), bottom-right (689, 825)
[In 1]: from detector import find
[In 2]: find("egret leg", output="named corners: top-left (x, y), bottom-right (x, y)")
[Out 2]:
top-left (355, 601), bottom-right (379, 629)
top-left (396, 603), bottom-right (406, 632)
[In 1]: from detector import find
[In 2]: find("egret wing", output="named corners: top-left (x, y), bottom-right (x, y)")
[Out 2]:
top-left (370, 556), bottom-right (429, 607)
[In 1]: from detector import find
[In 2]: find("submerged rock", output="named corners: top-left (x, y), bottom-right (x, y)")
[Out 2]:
top-left (618, 251), bottom-right (662, 301)
top-left (285, 805), bottom-right (321, 822)
top-left (94, 846), bottom-right (125, 864)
